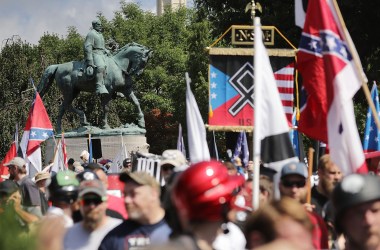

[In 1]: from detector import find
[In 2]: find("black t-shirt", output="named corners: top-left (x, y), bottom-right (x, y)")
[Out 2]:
top-left (310, 185), bottom-right (328, 217)
top-left (99, 218), bottom-right (171, 250)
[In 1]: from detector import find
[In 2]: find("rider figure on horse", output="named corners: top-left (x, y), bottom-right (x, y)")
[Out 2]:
top-left (84, 19), bottom-right (109, 95)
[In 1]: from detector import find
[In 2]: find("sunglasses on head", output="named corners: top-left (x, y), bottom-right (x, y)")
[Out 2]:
top-left (81, 196), bottom-right (103, 206)
top-left (281, 180), bottom-right (306, 188)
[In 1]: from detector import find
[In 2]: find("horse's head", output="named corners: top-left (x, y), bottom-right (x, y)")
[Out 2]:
top-left (113, 42), bottom-right (153, 76)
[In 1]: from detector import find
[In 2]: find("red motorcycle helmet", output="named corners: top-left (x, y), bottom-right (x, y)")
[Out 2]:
top-left (172, 160), bottom-right (245, 222)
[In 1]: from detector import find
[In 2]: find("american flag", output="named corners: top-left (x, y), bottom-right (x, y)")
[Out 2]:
top-left (274, 63), bottom-right (294, 123)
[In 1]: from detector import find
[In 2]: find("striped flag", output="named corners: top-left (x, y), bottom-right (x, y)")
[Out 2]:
top-left (275, 63), bottom-right (294, 123)
top-left (363, 83), bottom-right (380, 152)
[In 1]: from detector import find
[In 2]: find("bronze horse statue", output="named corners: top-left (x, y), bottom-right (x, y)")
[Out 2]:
top-left (37, 42), bottom-right (152, 133)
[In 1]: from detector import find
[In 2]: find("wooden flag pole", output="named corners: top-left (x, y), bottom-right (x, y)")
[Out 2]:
top-left (331, 0), bottom-right (380, 131)
top-left (306, 147), bottom-right (314, 204)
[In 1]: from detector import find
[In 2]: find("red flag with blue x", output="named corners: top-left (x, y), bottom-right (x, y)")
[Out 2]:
top-left (24, 92), bottom-right (54, 156)
top-left (297, 0), bottom-right (367, 174)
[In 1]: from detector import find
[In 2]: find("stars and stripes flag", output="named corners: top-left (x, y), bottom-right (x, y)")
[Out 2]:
top-left (297, 0), bottom-right (367, 174)
top-left (274, 63), bottom-right (295, 123)
top-left (20, 91), bottom-right (54, 175)
top-left (363, 83), bottom-right (380, 152)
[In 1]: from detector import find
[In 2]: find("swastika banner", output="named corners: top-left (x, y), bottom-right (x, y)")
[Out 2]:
top-left (208, 48), bottom-right (295, 128)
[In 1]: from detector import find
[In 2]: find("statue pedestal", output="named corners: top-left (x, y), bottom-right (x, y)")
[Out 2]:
top-left (45, 134), bottom-right (149, 165)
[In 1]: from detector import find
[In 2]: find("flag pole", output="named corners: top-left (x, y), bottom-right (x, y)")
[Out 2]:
top-left (252, 17), bottom-right (262, 211)
top-left (306, 147), bottom-right (314, 204)
top-left (331, 0), bottom-right (380, 131)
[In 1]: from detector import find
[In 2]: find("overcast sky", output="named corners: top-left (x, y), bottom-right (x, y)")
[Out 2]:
top-left (0, 0), bottom-right (192, 47)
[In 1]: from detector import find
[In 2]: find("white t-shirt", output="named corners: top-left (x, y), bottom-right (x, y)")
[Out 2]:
top-left (63, 217), bottom-right (122, 250)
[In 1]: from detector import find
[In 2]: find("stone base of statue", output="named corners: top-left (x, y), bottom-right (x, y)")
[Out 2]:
top-left (44, 126), bottom-right (149, 165)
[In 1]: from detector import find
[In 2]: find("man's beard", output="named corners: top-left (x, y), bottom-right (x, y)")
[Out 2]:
top-left (321, 179), bottom-right (337, 197)
top-left (83, 213), bottom-right (103, 231)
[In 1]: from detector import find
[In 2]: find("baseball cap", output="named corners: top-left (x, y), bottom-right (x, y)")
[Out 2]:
top-left (78, 179), bottom-right (107, 199)
top-left (34, 172), bottom-right (50, 183)
top-left (119, 171), bottom-right (160, 193)
top-left (281, 162), bottom-right (308, 179)
top-left (160, 149), bottom-right (187, 169)
top-left (4, 157), bottom-right (26, 169)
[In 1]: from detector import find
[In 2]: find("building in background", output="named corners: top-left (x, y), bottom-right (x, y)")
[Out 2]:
top-left (157, 0), bottom-right (187, 16)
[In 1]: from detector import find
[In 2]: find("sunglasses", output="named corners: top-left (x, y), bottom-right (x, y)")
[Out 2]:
top-left (81, 197), bottom-right (103, 206)
top-left (162, 165), bottom-right (174, 172)
top-left (281, 180), bottom-right (306, 188)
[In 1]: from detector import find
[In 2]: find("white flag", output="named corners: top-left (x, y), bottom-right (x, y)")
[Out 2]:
top-left (253, 17), bottom-right (299, 207)
top-left (186, 72), bottom-right (210, 163)
top-left (111, 144), bottom-right (128, 173)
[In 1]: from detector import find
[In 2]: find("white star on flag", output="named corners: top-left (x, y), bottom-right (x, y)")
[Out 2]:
top-left (309, 40), bottom-right (318, 50)
top-left (211, 93), bottom-right (217, 99)
top-left (365, 135), bottom-right (370, 140)
top-left (376, 137), bottom-right (379, 142)
top-left (42, 132), bottom-right (48, 138)
top-left (326, 36), bottom-right (337, 50)
top-left (211, 82), bottom-right (217, 89)
top-left (370, 126), bottom-right (374, 131)
top-left (30, 131), bottom-right (37, 137)
top-left (339, 47), bottom-right (347, 58)
top-left (211, 72), bottom-right (217, 78)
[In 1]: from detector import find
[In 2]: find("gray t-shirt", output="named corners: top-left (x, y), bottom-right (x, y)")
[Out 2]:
top-left (63, 217), bottom-right (122, 250)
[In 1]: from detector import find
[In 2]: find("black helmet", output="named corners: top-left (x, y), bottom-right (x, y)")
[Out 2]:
top-left (47, 170), bottom-right (79, 204)
top-left (332, 174), bottom-right (380, 232)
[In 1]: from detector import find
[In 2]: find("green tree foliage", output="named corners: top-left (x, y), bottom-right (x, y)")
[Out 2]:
top-left (1, 1), bottom-right (378, 160)
top-left (0, 2), bottom-right (212, 157)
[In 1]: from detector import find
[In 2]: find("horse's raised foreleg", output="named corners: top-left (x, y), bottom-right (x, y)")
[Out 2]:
top-left (129, 91), bottom-right (145, 128)
top-left (100, 94), bottom-right (112, 130)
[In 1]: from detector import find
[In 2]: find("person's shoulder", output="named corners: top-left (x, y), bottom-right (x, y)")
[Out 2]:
top-left (106, 217), bottom-right (123, 227)
top-left (64, 222), bottom-right (83, 237)
top-left (104, 219), bottom-right (136, 237)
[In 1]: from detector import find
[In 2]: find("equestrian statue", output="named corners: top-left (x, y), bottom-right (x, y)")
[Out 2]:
top-left (37, 22), bottom-right (152, 134)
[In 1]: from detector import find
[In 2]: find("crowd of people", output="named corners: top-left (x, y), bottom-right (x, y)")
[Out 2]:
top-left (1, 149), bottom-right (380, 250)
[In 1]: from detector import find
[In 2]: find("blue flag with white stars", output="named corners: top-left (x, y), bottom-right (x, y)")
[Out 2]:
top-left (363, 83), bottom-right (380, 152)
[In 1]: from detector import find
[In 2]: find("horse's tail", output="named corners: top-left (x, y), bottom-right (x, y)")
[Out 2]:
top-left (37, 65), bottom-right (58, 98)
